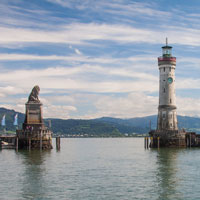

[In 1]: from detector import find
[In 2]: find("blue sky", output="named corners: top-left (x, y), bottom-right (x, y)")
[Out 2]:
top-left (1, 0), bottom-right (200, 119)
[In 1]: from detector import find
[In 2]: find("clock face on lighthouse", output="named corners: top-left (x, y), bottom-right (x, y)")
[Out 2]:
top-left (168, 77), bottom-right (173, 84)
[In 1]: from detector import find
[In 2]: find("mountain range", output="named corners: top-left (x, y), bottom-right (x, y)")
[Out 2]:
top-left (0, 107), bottom-right (200, 136)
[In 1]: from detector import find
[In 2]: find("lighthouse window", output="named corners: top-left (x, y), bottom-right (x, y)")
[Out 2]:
top-left (170, 98), bottom-right (172, 103)
top-left (164, 67), bottom-right (165, 72)
top-left (162, 113), bottom-right (166, 119)
top-left (163, 88), bottom-right (165, 93)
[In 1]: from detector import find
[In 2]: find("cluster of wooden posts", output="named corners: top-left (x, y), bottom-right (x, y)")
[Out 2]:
top-left (145, 132), bottom-right (200, 148)
top-left (144, 136), bottom-right (160, 149)
top-left (185, 132), bottom-right (200, 147)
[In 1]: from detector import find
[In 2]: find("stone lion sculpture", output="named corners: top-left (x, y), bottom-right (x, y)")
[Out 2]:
top-left (28, 85), bottom-right (40, 103)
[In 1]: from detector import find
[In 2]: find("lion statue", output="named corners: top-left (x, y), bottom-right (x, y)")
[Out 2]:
top-left (28, 85), bottom-right (40, 103)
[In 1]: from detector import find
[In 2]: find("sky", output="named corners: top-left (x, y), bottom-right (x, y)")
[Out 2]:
top-left (1, 0), bottom-right (200, 119)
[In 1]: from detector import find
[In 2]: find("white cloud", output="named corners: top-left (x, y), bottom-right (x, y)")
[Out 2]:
top-left (0, 22), bottom-right (200, 47)
top-left (177, 97), bottom-right (200, 117)
top-left (0, 100), bottom-right (77, 119)
top-left (178, 57), bottom-right (200, 69)
top-left (35, 96), bottom-right (77, 119)
top-left (0, 64), bottom-right (158, 94)
top-left (46, 0), bottom-right (170, 18)
top-left (1, 85), bottom-right (200, 119)
top-left (0, 53), bottom-right (156, 67)
top-left (0, 1), bottom-right (200, 48)
top-left (46, 0), bottom-right (72, 8)
top-left (176, 78), bottom-right (200, 89)
top-left (69, 93), bottom-right (200, 119)
top-left (43, 105), bottom-right (77, 119)
top-left (45, 95), bottom-right (75, 104)
top-left (84, 92), bottom-right (158, 118)
top-left (0, 86), bottom-right (25, 96)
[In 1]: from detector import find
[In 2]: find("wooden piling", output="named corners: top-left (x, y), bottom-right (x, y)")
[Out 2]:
top-left (150, 137), bottom-right (152, 148)
top-left (147, 137), bottom-right (149, 149)
top-left (145, 137), bottom-right (147, 149)
top-left (40, 132), bottom-right (42, 150)
top-left (56, 137), bottom-right (60, 150)
top-left (157, 137), bottom-right (160, 149)
top-left (29, 138), bottom-right (31, 151)
top-left (144, 137), bottom-right (146, 149)
top-left (16, 137), bottom-right (18, 151)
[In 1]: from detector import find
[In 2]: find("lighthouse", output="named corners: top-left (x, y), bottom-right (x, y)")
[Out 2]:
top-left (148, 39), bottom-right (197, 148)
top-left (157, 38), bottom-right (178, 131)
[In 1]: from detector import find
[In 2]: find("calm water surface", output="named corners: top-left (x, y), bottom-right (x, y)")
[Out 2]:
top-left (0, 138), bottom-right (200, 200)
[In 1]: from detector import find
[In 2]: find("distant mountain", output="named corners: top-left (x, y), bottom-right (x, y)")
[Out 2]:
top-left (177, 115), bottom-right (200, 133)
top-left (95, 116), bottom-right (200, 134)
top-left (49, 119), bottom-right (122, 137)
top-left (0, 108), bottom-right (122, 137)
top-left (95, 116), bottom-right (157, 133)
top-left (0, 107), bottom-right (200, 135)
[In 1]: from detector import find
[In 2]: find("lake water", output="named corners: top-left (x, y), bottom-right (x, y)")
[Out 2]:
top-left (0, 138), bottom-right (200, 200)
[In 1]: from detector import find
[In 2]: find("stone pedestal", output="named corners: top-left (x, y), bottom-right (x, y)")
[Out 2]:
top-left (16, 128), bottom-right (52, 150)
top-left (16, 86), bottom-right (53, 150)
top-left (23, 102), bottom-right (44, 130)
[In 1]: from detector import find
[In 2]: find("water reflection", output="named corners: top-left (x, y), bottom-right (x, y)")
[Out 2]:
top-left (16, 150), bottom-right (51, 200)
top-left (155, 148), bottom-right (184, 200)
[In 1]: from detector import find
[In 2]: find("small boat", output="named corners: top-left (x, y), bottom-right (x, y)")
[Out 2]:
top-left (0, 140), bottom-right (15, 149)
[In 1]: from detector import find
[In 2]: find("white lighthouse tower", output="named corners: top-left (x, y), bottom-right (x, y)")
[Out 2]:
top-left (157, 38), bottom-right (178, 131)
top-left (149, 39), bottom-right (187, 148)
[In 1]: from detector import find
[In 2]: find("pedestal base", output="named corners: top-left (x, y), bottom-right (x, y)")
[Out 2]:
top-left (149, 130), bottom-right (186, 148)
top-left (16, 129), bottom-right (53, 150)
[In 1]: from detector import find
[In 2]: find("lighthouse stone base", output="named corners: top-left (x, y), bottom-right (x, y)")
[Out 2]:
top-left (149, 130), bottom-right (187, 147)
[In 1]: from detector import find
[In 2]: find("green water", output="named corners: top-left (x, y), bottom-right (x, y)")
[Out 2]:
top-left (0, 138), bottom-right (200, 200)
